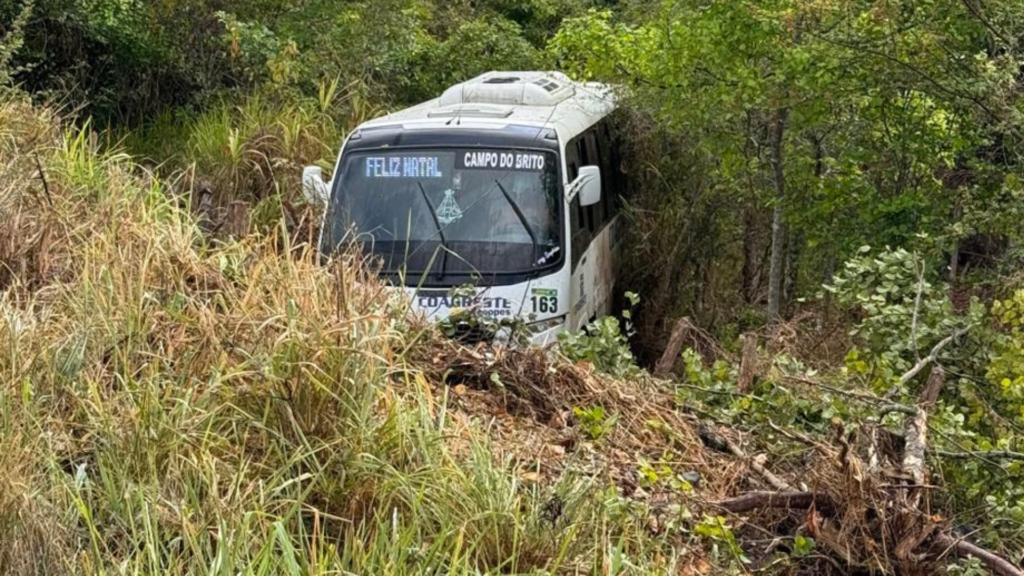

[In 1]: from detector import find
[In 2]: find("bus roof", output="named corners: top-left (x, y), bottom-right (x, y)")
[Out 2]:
top-left (357, 71), bottom-right (616, 144)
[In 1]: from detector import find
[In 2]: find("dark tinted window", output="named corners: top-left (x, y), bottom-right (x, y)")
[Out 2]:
top-left (584, 129), bottom-right (603, 231)
top-left (567, 133), bottom-right (588, 269)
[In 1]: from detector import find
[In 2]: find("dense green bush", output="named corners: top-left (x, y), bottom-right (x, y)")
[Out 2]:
top-left (1, 0), bottom-right (233, 121)
top-left (550, 0), bottom-right (1024, 334)
top-left (0, 0), bottom-right (592, 122)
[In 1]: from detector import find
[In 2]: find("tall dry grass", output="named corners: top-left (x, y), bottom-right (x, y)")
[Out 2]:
top-left (0, 96), bottom-right (685, 575)
top-left (111, 79), bottom-right (381, 241)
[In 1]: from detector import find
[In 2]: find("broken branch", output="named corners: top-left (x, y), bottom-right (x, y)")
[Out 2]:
top-left (33, 152), bottom-right (54, 207)
top-left (787, 376), bottom-right (917, 414)
top-left (715, 490), bottom-right (834, 514)
top-left (737, 332), bottom-right (758, 393)
top-left (700, 424), bottom-right (794, 491)
top-left (892, 326), bottom-right (971, 393)
top-left (655, 317), bottom-right (692, 376)
top-left (935, 534), bottom-right (1024, 576)
top-left (725, 436), bottom-right (794, 491)
top-left (934, 450), bottom-right (1024, 462)
top-left (902, 366), bottom-right (946, 508)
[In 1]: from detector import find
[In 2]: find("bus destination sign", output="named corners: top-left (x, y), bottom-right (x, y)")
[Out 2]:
top-left (365, 156), bottom-right (444, 179)
top-left (457, 150), bottom-right (546, 171)
top-left (363, 150), bottom-right (547, 179)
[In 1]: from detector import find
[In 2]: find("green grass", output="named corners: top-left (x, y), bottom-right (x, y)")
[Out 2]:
top-left (116, 79), bottom-right (378, 208)
top-left (0, 96), bottom-right (690, 576)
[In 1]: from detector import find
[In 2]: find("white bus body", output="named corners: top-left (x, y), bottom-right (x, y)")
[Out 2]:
top-left (305, 71), bottom-right (625, 344)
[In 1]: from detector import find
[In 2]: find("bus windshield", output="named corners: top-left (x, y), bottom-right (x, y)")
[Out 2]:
top-left (323, 148), bottom-right (562, 282)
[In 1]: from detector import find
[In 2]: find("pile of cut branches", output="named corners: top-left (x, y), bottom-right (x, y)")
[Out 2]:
top-left (413, 323), bottom-right (1023, 575)
top-left (708, 364), bottom-right (1023, 576)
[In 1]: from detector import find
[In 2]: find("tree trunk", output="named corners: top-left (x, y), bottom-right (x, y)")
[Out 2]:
top-left (784, 228), bottom-right (802, 305)
top-left (742, 208), bottom-right (760, 304)
top-left (766, 108), bottom-right (789, 323)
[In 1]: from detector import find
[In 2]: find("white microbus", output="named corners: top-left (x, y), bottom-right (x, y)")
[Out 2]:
top-left (304, 71), bottom-right (626, 344)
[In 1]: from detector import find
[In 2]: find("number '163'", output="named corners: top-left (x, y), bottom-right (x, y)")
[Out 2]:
top-left (532, 295), bottom-right (558, 314)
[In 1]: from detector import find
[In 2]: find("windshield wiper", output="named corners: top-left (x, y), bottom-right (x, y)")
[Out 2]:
top-left (492, 179), bottom-right (540, 266)
top-left (417, 181), bottom-right (449, 280)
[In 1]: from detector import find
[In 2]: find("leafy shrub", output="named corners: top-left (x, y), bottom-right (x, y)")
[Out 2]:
top-left (826, 246), bottom-right (982, 394)
top-left (825, 247), bottom-right (1024, 549)
top-left (694, 515), bottom-right (748, 568)
top-left (1, 0), bottom-right (233, 121)
top-left (401, 17), bottom-right (542, 103)
top-left (1, 0), bottom-right (589, 122)
top-left (573, 405), bottom-right (617, 440)
top-left (559, 292), bottom-right (640, 378)
top-left (0, 0), bottom-right (30, 91)
top-left (946, 557), bottom-right (987, 576)
top-left (986, 289), bottom-right (1024, 427)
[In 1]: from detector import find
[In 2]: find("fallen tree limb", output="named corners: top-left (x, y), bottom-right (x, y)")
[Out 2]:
top-left (714, 491), bottom-right (1024, 576)
top-left (715, 490), bottom-right (834, 514)
top-left (900, 365), bottom-right (1024, 576)
top-left (698, 424), bottom-right (793, 491)
top-left (767, 420), bottom-right (835, 457)
top-left (933, 450), bottom-right (1024, 462)
top-left (702, 393), bottom-right (1024, 576)
top-left (704, 382), bottom-right (1024, 576)
top-left (724, 436), bottom-right (794, 491)
top-left (935, 534), bottom-right (1024, 576)
top-left (786, 376), bottom-right (917, 415)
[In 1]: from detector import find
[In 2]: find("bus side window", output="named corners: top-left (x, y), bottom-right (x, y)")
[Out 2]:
top-left (567, 134), bottom-right (589, 269)
top-left (583, 129), bottom-right (603, 233)
top-left (576, 136), bottom-right (589, 166)
top-left (596, 121), bottom-right (615, 221)
top-left (607, 120), bottom-right (625, 214)
top-left (569, 135), bottom-right (590, 231)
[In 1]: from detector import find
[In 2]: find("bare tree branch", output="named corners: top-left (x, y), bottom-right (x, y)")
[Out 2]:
top-left (725, 436), bottom-right (793, 491)
top-left (715, 490), bottom-right (834, 514)
top-left (33, 152), bottom-right (54, 207)
top-left (655, 317), bottom-right (692, 377)
top-left (787, 376), bottom-right (918, 414)
top-left (892, 325), bottom-right (972, 394)
top-left (933, 450), bottom-right (1024, 462)
top-left (935, 534), bottom-right (1024, 576)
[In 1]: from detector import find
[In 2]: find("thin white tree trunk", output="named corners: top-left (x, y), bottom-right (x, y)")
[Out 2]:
top-left (767, 108), bottom-right (789, 322)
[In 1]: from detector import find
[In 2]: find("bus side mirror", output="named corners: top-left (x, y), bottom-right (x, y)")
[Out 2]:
top-left (302, 166), bottom-right (330, 207)
top-left (576, 165), bottom-right (602, 207)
